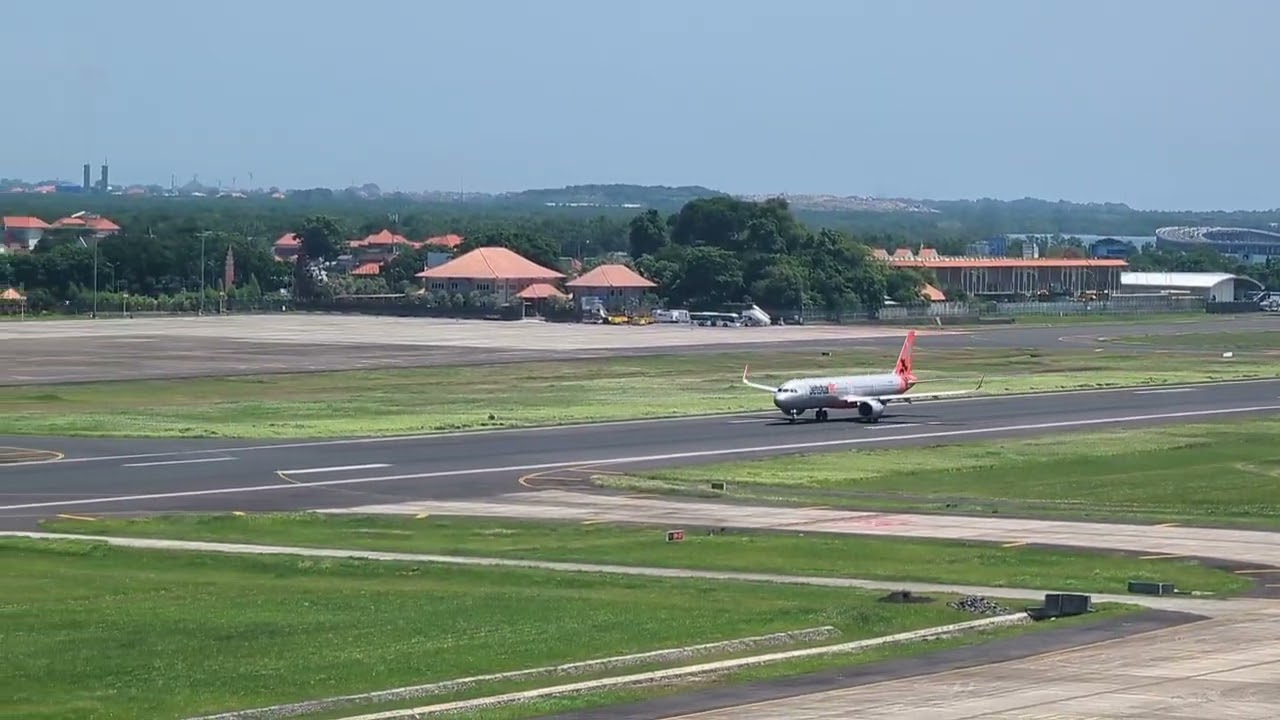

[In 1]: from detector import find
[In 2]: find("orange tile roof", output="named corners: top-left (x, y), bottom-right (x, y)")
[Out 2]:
top-left (424, 233), bottom-right (465, 248)
top-left (351, 262), bottom-right (383, 276)
top-left (416, 247), bottom-right (564, 281)
top-left (565, 264), bottom-right (657, 289)
top-left (0, 287), bottom-right (25, 301)
top-left (362, 229), bottom-right (412, 246)
top-left (919, 283), bottom-right (946, 302)
top-left (274, 232), bottom-right (301, 247)
top-left (3, 216), bottom-right (51, 230)
top-left (516, 283), bottom-right (568, 300)
top-left (52, 215), bottom-right (120, 232)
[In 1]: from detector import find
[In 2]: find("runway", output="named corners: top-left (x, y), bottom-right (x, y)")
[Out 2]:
top-left (3, 377), bottom-right (1279, 527)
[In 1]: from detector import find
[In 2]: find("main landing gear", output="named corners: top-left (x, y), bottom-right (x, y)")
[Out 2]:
top-left (786, 409), bottom-right (830, 423)
top-left (785, 408), bottom-right (882, 424)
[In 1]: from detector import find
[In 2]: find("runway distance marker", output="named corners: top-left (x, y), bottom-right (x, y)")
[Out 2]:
top-left (3, 403), bottom-right (1280, 513)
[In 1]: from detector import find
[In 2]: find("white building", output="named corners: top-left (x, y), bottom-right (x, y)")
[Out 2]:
top-left (1120, 272), bottom-right (1264, 302)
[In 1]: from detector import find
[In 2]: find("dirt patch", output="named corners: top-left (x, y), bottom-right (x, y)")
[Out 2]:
top-left (878, 590), bottom-right (935, 604)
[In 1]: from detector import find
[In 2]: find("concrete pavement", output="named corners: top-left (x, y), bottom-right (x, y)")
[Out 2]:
top-left (1, 312), bottom-right (1274, 385)
top-left (650, 605), bottom-right (1280, 720)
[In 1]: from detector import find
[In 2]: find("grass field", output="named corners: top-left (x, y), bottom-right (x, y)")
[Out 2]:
top-left (1, 343), bottom-right (1275, 438)
top-left (40, 513), bottom-right (1250, 596)
top-left (0, 537), bottom-right (1041, 720)
top-left (1107, 329), bottom-right (1280, 352)
top-left (607, 417), bottom-right (1280, 529)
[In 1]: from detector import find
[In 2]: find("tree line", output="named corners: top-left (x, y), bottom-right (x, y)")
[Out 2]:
top-left (2, 192), bottom-right (1277, 315)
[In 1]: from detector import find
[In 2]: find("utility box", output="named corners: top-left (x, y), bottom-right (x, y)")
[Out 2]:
top-left (1128, 581), bottom-right (1176, 596)
top-left (1044, 593), bottom-right (1092, 616)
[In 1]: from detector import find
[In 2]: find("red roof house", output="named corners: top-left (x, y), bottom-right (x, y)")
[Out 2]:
top-left (565, 264), bottom-right (658, 309)
top-left (415, 247), bottom-right (564, 301)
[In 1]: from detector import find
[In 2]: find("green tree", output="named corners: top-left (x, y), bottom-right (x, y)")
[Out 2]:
top-left (297, 215), bottom-right (348, 262)
top-left (459, 227), bottom-right (562, 270)
top-left (627, 209), bottom-right (668, 260)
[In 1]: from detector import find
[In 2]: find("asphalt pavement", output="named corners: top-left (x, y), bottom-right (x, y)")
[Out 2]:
top-left (3, 377), bottom-right (1278, 527)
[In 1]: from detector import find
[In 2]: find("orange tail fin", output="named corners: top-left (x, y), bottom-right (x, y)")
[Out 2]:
top-left (894, 330), bottom-right (917, 380)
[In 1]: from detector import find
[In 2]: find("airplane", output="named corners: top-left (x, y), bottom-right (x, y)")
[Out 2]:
top-left (740, 329), bottom-right (984, 423)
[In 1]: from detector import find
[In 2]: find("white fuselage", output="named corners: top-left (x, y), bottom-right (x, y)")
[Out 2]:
top-left (772, 372), bottom-right (911, 414)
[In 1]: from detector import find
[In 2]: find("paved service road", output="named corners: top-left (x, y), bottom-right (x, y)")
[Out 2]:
top-left (653, 605), bottom-right (1280, 720)
top-left (2, 377), bottom-right (1278, 526)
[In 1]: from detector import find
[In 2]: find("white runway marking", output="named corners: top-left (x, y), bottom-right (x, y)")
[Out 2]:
top-left (1133, 388), bottom-right (1198, 394)
top-left (276, 463), bottom-right (390, 475)
top-left (121, 457), bottom-right (236, 468)
top-left (3, 403), bottom-right (1279, 513)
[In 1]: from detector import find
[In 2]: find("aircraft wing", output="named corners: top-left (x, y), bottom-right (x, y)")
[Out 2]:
top-left (741, 365), bottom-right (778, 393)
top-left (886, 375), bottom-right (985, 404)
top-left (839, 375), bottom-right (986, 405)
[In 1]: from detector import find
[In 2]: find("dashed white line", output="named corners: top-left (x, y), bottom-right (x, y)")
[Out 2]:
top-left (121, 457), bottom-right (237, 468)
top-left (277, 464), bottom-right (390, 475)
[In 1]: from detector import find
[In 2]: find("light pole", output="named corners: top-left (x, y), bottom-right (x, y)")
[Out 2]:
top-left (92, 236), bottom-right (98, 318)
top-left (200, 232), bottom-right (207, 315)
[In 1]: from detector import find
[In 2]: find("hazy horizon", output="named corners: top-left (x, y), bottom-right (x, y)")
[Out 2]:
top-left (6, 0), bottom-right (1278, 212)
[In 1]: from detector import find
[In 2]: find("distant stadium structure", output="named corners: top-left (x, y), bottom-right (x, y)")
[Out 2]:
top-left (1154, 226), bottom-right (1280, 264)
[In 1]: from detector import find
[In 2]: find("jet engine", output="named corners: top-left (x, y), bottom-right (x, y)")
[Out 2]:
top-left (857, 399), bottom-right (886, 420)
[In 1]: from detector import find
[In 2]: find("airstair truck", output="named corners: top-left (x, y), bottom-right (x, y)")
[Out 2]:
top-left (741, 304), bottom-right (772, 326)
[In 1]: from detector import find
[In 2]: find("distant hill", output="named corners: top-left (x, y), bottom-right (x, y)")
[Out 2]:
top-left (493, 183), bottom-right (729, 210)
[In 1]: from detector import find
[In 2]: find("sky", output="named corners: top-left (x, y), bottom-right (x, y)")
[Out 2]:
top-left (6, 0), bottom-right (1278, 211)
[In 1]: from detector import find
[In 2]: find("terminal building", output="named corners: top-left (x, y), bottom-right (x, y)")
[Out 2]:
top-left (1155, 226), bottom-right (1280, 264)
top-left (874, 247), bottom-right (1127, 298)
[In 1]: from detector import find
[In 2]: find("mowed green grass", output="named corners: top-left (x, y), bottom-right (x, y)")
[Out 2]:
top-left (617, 418), bottom-right (1280, 528)
top-left (41, 513), bottom-right (1250, 596)
top-left (1, 343), bottom-right (1274, 438)
top-left (1108, 329), bottom-right (1280, 352)
top-left (0, 538), bottom-right (999, 720)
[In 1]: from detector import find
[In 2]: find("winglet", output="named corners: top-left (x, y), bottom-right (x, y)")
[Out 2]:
top-left (741, 364), bottom-right (779, 393)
